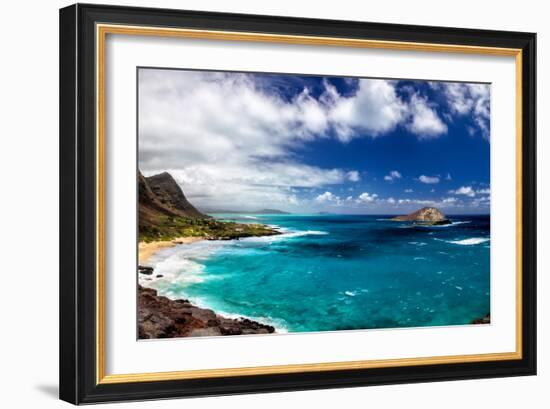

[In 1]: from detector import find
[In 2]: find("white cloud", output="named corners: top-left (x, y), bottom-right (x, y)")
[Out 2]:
top-left (476, 188), bottom-right (490, 195)
top-left (387, 197), bottom-right (396, 204)
top-left (472, 195), bottom-right (491, 207)
top-left (396, 197), bottom-right (460, 208)
top-left (384, 170), bottom-right (402, 182)
top-left (406, 94), bottom-right (448, 138)
top-left (357, 192), bottom-right (378, 203)
top-left (404, 188), bottom-right (414, 193)
top-left (326, 79), bottom-right (407, 141)
top-left (315, 191), bottom-right (339, 203)
top-left (346, 170), bottom-right (361, 182)
top-left (287, 194), bottom-right (299, 205)
top-left (446, 173), bottom-right (452, 180)
top-left (139, 70), bottom-right (361, 210)
top-left (450, 186), bottom-right (476, 197)
top-left (434, 82), bottom-right (490, 139)
top-left (138, 69), bottom-right (454, 210)
top-left (418, 175), bottom-right (440, 184)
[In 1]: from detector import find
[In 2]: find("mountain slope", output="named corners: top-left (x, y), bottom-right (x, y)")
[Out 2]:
top-left (139, 171), bottom-right (206, 230)
top-left (138, 170), bottom-right (280, 242)
top-left (146, 172), bottom-right (204, 218)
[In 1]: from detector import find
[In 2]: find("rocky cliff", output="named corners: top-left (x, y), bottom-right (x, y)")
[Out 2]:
top-left (138, 285), bottom-right (276, 338)
top-left (139, 171), bottom-right (206, 229)
top-left (391, 207), bottom-right (451, 225)
top-left (146, 172), bottom-right (205, 218)
top-left (138, 170), bottom-right (280, 242)
top-left (471, 313), bottom-right (490, 324)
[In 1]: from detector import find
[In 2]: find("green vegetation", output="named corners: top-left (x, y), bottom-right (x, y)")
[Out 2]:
top-left (139, 216), bottom-right (280, 243)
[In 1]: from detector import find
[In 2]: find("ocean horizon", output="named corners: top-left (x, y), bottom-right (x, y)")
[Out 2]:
top-left (140, 213), bottom-right (490, 334)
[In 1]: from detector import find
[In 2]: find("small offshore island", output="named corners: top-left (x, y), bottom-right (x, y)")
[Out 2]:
top-left (390, 207), bottom-right (451, 226)
top-left (390, 206), bottom-right (489, 324)
top-left (138, 171), bottom-right (279, 338)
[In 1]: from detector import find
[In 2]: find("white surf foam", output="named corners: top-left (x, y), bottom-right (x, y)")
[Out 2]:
top-left (241, 228), bottom-right (328, 243)
top-left (419, 220), bottom-right (472, 228)
top-left (140, 239), bottom-right (232, 289)
top-left (139, 252), bottom-right (207, 289)
top-left (447, 237), bottom-right (490, 246)
top-left (214, 309), bottom-right (290, 333)
top-left (408, 241), bottom-right (427, 246)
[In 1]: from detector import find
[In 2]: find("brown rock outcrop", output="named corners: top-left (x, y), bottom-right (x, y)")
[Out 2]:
top-left (138, 285), bottom-right (276, 339)
top-left (391, 207), bottom-right (451, 225)
top-left (471, 313), bottom-right (490, 324)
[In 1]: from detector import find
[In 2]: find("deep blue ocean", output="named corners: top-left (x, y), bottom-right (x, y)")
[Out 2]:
top-left (143, 214), bottom-right (490, 333)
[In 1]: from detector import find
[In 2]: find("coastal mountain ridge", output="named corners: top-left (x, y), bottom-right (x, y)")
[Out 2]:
top-left (138, 170), bottom-right (282, 338)
top-left (138, 170), bottom-right (280, 243)
top-left (139, 171), bottom-right (206, 229)
top-left (391, 207), bottom-right (451, 225)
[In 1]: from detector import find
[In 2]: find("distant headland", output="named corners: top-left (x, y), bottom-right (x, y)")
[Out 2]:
top-left (202, 208), bottom-right (290, 215)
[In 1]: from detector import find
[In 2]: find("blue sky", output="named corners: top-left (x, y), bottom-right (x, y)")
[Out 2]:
top-left (139, 68), bottom-right (490, 215)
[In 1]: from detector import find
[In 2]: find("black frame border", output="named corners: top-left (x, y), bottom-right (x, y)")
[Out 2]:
top-left (59, 3), bottom-right (536, 404)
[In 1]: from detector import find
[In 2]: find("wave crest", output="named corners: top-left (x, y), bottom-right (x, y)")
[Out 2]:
top-left (448, 237), bottom-right (490, 246)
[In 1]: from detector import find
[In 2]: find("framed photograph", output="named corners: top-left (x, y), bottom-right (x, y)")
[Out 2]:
top-left (59, 3), bottom-right (536, 404)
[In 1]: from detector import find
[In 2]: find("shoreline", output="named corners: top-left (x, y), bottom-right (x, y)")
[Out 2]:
top-left (138, 232), bottom-right (280, 338)
top-left (138, 224), bottom-right (489, 338)
top-left (138, 236), bottom-right (204, 264)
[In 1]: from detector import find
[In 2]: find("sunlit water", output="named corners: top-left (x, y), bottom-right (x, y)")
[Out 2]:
top-left (142, 214), bottom-right (490, 333)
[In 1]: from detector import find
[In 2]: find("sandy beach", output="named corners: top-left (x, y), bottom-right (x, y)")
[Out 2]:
top-left (137, 235), bottom-right (278, 338)
top-left (138, 236), bottom-right (204, 264)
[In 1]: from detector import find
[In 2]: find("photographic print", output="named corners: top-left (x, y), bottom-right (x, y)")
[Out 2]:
top-left (137, 68), bottom-right (491, 339)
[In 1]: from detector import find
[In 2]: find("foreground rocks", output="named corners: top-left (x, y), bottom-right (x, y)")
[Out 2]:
top-left (391, 207), bottom-right (451, 225)
top-left (138, 265), bottom-right (154, 275)
top-left (138, 285), bottom-right (276, 339)
top-left (471, 313), bottom-right (490, 324)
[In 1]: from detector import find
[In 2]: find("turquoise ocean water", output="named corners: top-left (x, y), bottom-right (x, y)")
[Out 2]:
top-left (143, 214), bottom-right (490, 333)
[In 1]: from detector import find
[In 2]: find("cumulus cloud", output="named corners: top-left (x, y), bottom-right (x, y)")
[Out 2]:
top-left (384, 170), bottom-right (402, 182)
top-left (324, 79), bottom-right (407, 141)
top-left (315, 191), bottom-right (339, 203)
top-left (418, 175), bottom-right (440, 184)
top-left (476, 188), bottom-right (490, 195)
top-left (406, 94), bottom-right (448, 138)
top-left (450, 186), bottom-right (476, 197)
top-left (404, 188), bottom-right (414, 193)
top-left (432, 82), bottom-right (490, 139)
top-left (396, 197), bottom-right (460, 209)
top-left (138, 69), bottom-right (472, 211)
top-left (320, 78), bottom-right (453, 142)
top-left (139, 69), bottom-right (360, 210)
top-left (357, 192), bottom-right (378, 203)
top-left (346, 170), bottom-right (361, 182)
top-left (472, 195), bottom-right (490, 207)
